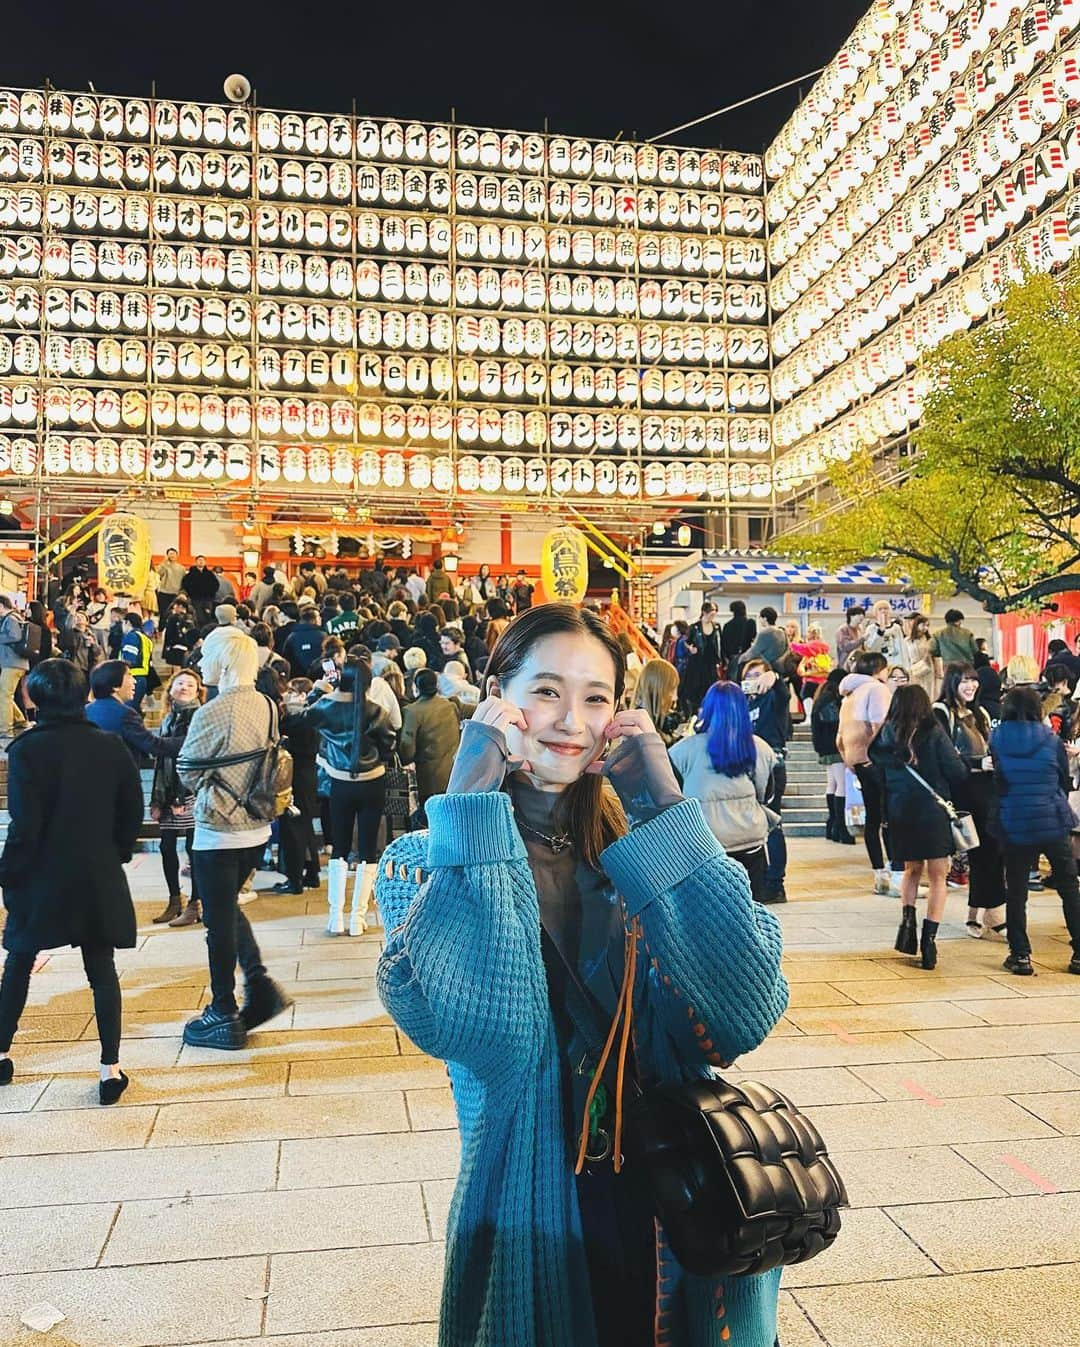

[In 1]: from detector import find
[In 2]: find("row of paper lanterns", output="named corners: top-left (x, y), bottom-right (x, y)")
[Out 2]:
top-left (774, 203), bottom-right (1073, 478)
top-left (770, 47), bottom-right (1080, 315)
top-left (0, 435), bottom-right (775, 500)
top-left (765, 0), bottom-right (1071, 183)
top-left (768, 1), bottom-right (1074, 244)
top-left (3, 343), bottom-right (769, 410)
top-left (0, 277), bottom-right (764, 332)
top-left (770, 36), bottom-right (1071, 274)
top-left (0, 192), bottom-right (766, 269)
top-left (0, 141), bottom-right (767, 233)
top-left (0, 89), bottom-right (765, 190)
top-left (773, 124), bottom-right (1077, 383)
top-left (2, 227), bottom-right (768, 287)
top-left (1, 290), bottom-right (773, 366)
top-left (772, 165), bottom-right (1080, 437)
top-left (1, 385), bottom-right (771, 451)
top-left (1, 324), bottom-right (766, 382)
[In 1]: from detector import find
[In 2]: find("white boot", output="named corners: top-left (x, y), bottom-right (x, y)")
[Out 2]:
top-left (326, 858), bottom-right (348, 935)
top-left (349, 862), bottom-right (379, 936)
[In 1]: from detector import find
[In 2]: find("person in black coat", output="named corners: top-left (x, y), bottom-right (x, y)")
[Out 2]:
top-left (0, 660), bottom-right (143, 1104)
top-left (870, 684), bottom-right (967, 970)
top-left (720, 600), bottom-right (757, 680)
top-left (273, 678), bottom-right (323, 895)
top-left (181, 555), bottom-right (219, 627)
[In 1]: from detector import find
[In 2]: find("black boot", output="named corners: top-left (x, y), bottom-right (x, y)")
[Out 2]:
top-left (825, 794), bottom-right (838, 842)
top-left (920, 918), bottom-right (940, 971)
top-left (239, 976), bottom-right (294, 1031)
top-left (153, 895), bottom-right (182, 924)
top-left (895, 905), bottom-right (918, 955)
top-left (834, 796), bottom-right (856, 844)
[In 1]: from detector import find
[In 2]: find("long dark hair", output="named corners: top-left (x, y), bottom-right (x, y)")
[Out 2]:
top-left (339, 656), bottom-right (373, 775)
top-left (883, 684), bottom-right (935, 763)
top-left (484, 603), bottom-right (627, 868)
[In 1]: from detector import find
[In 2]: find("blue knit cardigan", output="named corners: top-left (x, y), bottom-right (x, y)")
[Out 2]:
top-left (376, 789), bottom-right (789, 1347)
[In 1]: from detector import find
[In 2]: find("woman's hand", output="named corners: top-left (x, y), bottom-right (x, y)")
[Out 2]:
top-left (446, 698), bottom-right (532, 793)
top-left (588, 713), bottom-right (683, 824)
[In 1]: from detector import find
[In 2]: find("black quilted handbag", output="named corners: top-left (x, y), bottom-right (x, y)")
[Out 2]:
top-left (544, 929), bottom-right (848, 1279)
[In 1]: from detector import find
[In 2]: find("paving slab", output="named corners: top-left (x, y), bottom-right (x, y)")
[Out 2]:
top-left (776, 1292), bottom-right (831, 1347)
top-left (0, 1255), bottom-right (268, 1346)
top-left (793, 1263), bottom-right (1080, 1347)
top-left (289, 1000), bottom-right (392, 1031)
top-left (828, 976), bottom-right (1023, 1004)
top-left (734, 1031), bottom-right (943, 1073)
top-left (784, 1000), bottom-right (984, 1034)
top-left (175, 1331), bottom-right (439, 1347)
top-left (828, 1144), bottom-right (1005, 1207)
top-left (779, 1206), bottom-right (939, 1288)
top-left (103, 1182), bottom-right (428, 1265)
top-left (34, 1061), bottom-right (289, 1111)
top-left (950, 994), bottom-right (1080, 1025)
top-left (958, 1135), bottom-right (1080, 1194)
top-left (0, 1140), bottom-right (278, 1207)
top-left (10, 1036), bottom-right (181, 1075)
top-left (909, 1022), bottom-right (1080, 1059)
top-left (266, 1242), bottom-right (445, 1334)
top-left (405, 1087), bottom-right (456, 1131)
top-left (10, 1013), bottom-right (93, 1042)
top-left (287, 1054), bottom-right (448, 1096)
top-left (279, 1130), bottom-right (461, 1191)
top-left (177, 1023), bottom-right (398, 1067)
top-left (784, 982), bottom-right (857, 1008)
top-left (0, 1104), bottom-right (157, 1157)
top-left (801, 1096), bottom-right (1058, 1152)
top-left (848, 1054), bottom-right (1080, 1101)
top-left (733, 1065), bottom-right (885, 1105)
top-left (148, 1088), bottom-right (408, 1146)
top-left (0, 1201), bottom-right (116, 1273)
top-left (0, 1076), bottom-right (48, 1112)
top-left (886, 1191), bottom-right (1080, 1272)
top-left (1007, 1090), bottom-right (1080, 1134)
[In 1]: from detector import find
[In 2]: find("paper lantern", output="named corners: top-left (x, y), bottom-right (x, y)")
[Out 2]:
top-left (98, 511), bottom-right (151, 596)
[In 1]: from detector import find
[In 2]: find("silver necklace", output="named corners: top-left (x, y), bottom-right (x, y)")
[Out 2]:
top-left (515, 814), bottom-right (572, 853)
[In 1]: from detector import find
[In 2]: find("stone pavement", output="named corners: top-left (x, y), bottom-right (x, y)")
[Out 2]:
top-left (1, 839), bottom-right (1079, 1347)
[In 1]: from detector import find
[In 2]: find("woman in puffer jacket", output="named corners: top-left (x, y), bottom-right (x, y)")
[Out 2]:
top-left (990, 687), bottom-right (1080, 977)
top-left (303, 657), bottom-right (396, 935)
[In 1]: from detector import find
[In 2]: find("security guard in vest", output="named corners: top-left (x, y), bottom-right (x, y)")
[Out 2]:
top-left (119, 612), bottom-right (154, 711)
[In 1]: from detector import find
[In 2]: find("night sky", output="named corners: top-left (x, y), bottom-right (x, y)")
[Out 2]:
top-left (6, 0), bottom-right (869, 152)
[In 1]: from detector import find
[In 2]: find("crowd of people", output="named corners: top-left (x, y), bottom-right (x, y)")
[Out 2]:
top-left (3, 558), bottom-right (1080, 1344)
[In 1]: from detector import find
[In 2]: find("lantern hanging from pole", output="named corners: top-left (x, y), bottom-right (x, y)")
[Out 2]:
top-left (98, 511), bottom-right (151, 597)
top-left (540, 525), bottom-right (589, 604)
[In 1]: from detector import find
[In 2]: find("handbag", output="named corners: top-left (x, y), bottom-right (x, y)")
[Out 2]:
top-left (384, 751), bottom-right (419, 821)
top-left (903, 763), bottom-right (979, 852)
top-left (541, 925), bottom-right (847, 1278)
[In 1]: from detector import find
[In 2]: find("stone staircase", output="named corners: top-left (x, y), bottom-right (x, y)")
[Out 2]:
top-left (782, 723), bottom-right (829, 839)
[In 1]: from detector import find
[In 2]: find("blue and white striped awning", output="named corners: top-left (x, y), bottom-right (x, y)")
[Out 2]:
top-left (699, 557), bottom-right (890, 588)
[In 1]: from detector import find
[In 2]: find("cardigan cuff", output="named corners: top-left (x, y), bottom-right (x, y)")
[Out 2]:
top-left (601, 798), bottom-right (721, 918)
top-left (425, 789), bottom-right (527, 867)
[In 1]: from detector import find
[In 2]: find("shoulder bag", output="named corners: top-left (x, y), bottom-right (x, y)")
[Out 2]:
top-left (903, 762), bottom-right (979, 851)
top-left (541, 925), bottom-right (846, 1278)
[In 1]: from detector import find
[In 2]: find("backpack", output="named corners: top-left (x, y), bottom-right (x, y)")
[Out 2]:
top-left (183, 695), bottom-right (294, 821)
top-left (9, 617), bottom-right (40, 661)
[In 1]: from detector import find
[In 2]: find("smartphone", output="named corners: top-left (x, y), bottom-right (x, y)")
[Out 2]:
top-left (322, 659), bottom-right (337, 677)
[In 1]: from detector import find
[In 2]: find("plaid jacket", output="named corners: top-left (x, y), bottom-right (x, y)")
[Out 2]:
top-left (177, 685), bottom-right (277, 832)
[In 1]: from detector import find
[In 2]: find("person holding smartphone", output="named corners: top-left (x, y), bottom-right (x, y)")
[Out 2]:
top-left (376, 604), bottom-right (788, 1347)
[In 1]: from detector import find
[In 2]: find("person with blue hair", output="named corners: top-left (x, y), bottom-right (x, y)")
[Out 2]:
top-left (669, 679), bottom-right (778, 903)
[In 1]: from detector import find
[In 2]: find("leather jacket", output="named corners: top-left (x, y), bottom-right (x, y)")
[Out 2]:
top-left (303, 689), bottom-right (395, 781)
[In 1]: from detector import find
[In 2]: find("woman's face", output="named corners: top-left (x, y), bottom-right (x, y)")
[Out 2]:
top-left (170, 673), bottom-right (199, 706)
top-left (958, 675), bottom-right (979, 704)
top-left (888, 668), bottom-right (908, 686)
top-left (493, 631), bottom-right (618, 791)
top-left (785, 622), bottom-right (799, 641)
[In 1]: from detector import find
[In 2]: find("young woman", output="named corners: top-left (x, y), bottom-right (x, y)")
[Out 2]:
top-left (990, 687), bottom-right (1080, 976)
top-left (670, 680), bottom-right (778, 901)
top-left (303, 657), bottom-right (396, 935)
top-left (0, 660), bottom-right (143, 1103)
top-left (837, 652), bottom-right (894, 893)
top-left (904, 614), bottom-right (934, 696)
top-left (681, 602), bottom-right (721, 713)
top-left (869, 685), bottom-right (967, 970)
top-left (887, 665), bottom-right (910, 688)
top-left (376, 604), bottom-right (788, 1347)
top-left (631, 657), bottom-right (681, 746)
top-left (149, 669), bottom-right (206, 926)
top-left (934, 664), bottom-right (1006, 940)
top-left (719, 599), bottom-right (756, 680)
top-left (476, 563), bottom-right (496, 602)
top-left (812, 668), bottom-right (854, 844)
